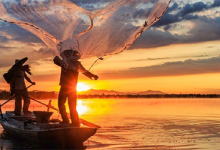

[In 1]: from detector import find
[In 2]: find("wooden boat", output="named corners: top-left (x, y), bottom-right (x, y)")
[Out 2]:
top-left (0, 111), bottom-right (97, 149)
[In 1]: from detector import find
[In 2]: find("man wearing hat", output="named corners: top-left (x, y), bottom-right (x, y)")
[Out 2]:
top-left (10, 57), bottom-right (36, 115)
top-left (53, 49), bottom-right (98, 126)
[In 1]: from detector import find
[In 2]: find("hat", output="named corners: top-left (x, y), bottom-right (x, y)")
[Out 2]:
top-left (60, 49), bottom-right (81, 61)
top-left (14, 57), bottom-right (28, 66)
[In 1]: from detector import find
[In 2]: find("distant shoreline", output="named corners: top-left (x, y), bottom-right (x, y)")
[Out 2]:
top-left (78, 94), bottom-right (220, 99)
top-left (0, 91), bottom-right (220, 99)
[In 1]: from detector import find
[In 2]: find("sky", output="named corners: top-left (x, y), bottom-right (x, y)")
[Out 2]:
top-left (0, 0), bottom-right (220, 94)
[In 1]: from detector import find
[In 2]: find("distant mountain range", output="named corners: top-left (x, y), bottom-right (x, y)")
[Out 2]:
top-left (137, 90), bottom-right (166, 95)
top-left (0, 88), bottom-right (166, 95)
top-left (78, 89), bottom-right (166, 95)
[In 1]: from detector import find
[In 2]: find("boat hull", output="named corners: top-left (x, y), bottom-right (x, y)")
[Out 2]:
top-left (1, 120), bottom-right (38, 141)
top-left (38, 128), bottom-right (95, 148)
top-left (0, 111), bottom-right (97, 149)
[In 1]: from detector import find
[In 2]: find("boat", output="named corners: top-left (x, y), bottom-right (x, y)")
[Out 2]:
top-left (0, 96), bottom-right (100, 149)
top-left (0, 111), bottom-right (97, 149)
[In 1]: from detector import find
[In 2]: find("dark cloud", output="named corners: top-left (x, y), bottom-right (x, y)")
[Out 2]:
top-left (179, 2), bottom-right (208, 16)
top-left (153, 13), bottom-right (180, 28)
top-left (212, 0), bottom-right (220, 7)
top-left (166, 2), bottom-right (178, 13)
top-left (0, 0), bottom-right (219, 55)
top-left (185, 16), bottom-right (220, 43)
top-left (130, 14), bottom-right (220, 49)
top-left (132, 9), bottom-right (146, 19)
top-left (154, 1), bottom-right (220, 28)
top-left (129, 28), bottom-right (179, 49)
top-left (99, 56), bottom-right (220, 79)
top-left (0, 22), bottom-right (42, 43)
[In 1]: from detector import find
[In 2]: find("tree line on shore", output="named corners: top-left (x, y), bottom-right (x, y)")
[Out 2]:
top-left (0, 90), bottom-right (220, 100)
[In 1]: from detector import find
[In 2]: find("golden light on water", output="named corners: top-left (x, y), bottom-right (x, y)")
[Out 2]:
top-left (77, 100), bottom-right (87, 115)
top-left (77, 82), bottom-right (90, 92)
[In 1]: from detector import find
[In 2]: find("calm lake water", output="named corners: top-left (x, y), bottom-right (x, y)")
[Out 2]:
top-left (1, 98), bottom-right (220, 149)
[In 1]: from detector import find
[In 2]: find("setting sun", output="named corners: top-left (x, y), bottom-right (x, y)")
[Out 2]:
top-left (77, 83), bottom-right (90, 92)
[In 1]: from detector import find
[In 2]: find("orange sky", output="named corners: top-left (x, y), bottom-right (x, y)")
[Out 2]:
top-left (0, 40), bottom-right (217, 94)
top-left (0, 1), bottom-right (220, 94)
top-left (0, 40), bottom-right (220, 94)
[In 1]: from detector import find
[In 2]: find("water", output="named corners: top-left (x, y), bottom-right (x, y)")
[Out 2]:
top-left (1, 98), bottom-right (220, 149)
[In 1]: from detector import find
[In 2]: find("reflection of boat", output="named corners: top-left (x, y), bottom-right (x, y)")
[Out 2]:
top-left (0, 111), bottom-right (97, 149)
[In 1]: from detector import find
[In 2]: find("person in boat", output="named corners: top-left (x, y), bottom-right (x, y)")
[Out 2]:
top-left (9, 57), bottom-right (36, 115)
top-left (53, 49), bottom-right (98, 126)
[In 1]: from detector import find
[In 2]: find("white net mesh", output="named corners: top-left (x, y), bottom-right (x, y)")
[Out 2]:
top-left (0, 0), bottom-right (170, 59)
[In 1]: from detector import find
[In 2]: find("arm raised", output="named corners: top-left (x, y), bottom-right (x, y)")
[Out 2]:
top-left (53, 56), bottom-right (68, 71)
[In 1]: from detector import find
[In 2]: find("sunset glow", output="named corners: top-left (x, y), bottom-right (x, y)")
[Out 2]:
top-left (76, 100), bottom-right (87, 115)
top-left (77, 83), bottom-right (90, 92)
top-left (0, 1), bottom-right (220, 149)
top-left (0, 1), bottom-right (220, 94)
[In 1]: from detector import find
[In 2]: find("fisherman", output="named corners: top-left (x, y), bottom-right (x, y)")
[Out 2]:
top-left (9, 57), bottom-right (35, 115)
top-left (53, 49), bottom-right (98, 126)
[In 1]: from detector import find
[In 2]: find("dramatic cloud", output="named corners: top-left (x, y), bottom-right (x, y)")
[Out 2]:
top-left (154, 1), bottom-right (220, 27)
top-left (0, 23), bottom-right (42, 43)
top-left (129, 28), bottom-right (179, 49)
top-left (0, 1), bottom-right (219, 58)
top-left (212, 0), bottom-right (220, 7)
top-left (99, 56), bottom-right (220, 79)
top-left (130, 14), bottom-right (220, 49)
top-left (179, 2), bottom-right (208, 16)
top-left (130, 1), bottom-right (220, 49)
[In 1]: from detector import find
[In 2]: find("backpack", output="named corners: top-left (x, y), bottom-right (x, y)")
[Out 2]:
top-left (3, 66), bottom-right (19, 84)
top-left (3, 73), bottom-right (11, 83)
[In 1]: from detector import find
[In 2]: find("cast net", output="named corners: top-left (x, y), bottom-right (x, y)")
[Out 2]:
top-left (0, 0), bottom-right (170, 60)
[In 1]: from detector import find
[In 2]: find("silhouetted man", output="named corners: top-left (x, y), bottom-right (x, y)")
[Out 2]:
top-left (9, 57), bottom-right (35, 115)
top-left (53, 49), bottom-right (98, 126)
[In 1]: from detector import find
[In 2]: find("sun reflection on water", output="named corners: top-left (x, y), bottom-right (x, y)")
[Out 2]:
top-left (77, 100), bottom-right (87, 115)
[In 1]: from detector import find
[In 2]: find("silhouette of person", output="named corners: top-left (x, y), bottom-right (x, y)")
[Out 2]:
top-left (53, 49), bottom-right (98, 126)
top-left (9, 57), bottom-right (36, 115)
